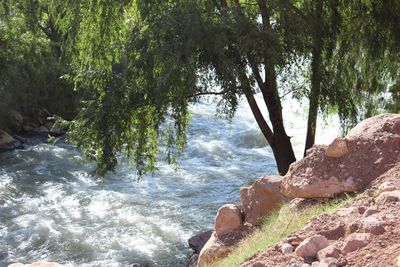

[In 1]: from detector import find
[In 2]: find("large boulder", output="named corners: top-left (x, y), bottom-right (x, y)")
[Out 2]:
top-left (240, 176), bottom-right (286, 225)
top-left (345, 113), bottom-right (400, 140)
top-left (282, 114), bottom-right (400, 198)
top-left (214, 204), bottom-right (242, 237)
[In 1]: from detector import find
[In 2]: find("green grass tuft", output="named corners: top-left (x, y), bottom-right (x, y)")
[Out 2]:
top-left (210, 196), bottom-right (353, 267)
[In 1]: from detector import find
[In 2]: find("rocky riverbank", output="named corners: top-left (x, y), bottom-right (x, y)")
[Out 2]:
top-left (0, 109), bottom-right (66, 152)
top-left (191, 113), bottom-right (400, 267)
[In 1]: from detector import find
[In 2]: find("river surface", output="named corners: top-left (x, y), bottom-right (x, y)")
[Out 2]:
top-left (0, 96), bottom-right (339, 267)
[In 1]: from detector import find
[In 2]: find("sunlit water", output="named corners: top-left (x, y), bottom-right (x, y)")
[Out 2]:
top-left (0, 95), bottom-right (339, 267)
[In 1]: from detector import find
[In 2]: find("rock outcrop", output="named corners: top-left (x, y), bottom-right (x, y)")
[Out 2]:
top-left (194, 114), bottom-right (400, 267)
top-left (240, 175), bottom-right (285, 225)
top-left (282, 114), bottom-right (400, 198)
top-left (240, 161), bottom-right (400, 267)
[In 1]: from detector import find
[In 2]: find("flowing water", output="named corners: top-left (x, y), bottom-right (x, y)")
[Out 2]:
top-left (0, 96), bottom-right (339, 267)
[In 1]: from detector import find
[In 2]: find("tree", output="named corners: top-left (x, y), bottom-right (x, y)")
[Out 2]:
top-left (287, 0), bottom-right (400, 155)
top-left (59, 0), bottom-right (302, 175)
top-left (0, 0), bottom-right (76, 129)
top-left (47, 0), bottom-right (400, 176)
top-left (2, 0), bottom-right (398, 177)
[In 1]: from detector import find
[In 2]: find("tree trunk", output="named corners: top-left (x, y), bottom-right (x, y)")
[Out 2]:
top-left (255, 0), bottom-right (297, 175)
top-left (244, 86), bottom-right (296, 175)
top-left (263, 71), bottom-right (297, 175)
top-left (243, 89), bottom-right (274, 147)
top-left (304, 0), bottom-right (324, 156)
top-left (271, 129), bottom-right (297, 175)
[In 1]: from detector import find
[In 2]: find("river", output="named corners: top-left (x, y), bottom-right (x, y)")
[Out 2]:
top-left (0, 95), bottom-right (339, 267)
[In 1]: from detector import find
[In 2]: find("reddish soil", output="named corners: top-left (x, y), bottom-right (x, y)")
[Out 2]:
top-left (240, 170), bottom-right (400, 267)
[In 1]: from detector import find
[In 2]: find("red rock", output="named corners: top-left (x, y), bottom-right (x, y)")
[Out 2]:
top-left (281, 145), bottom-right (358, 198)
top-left (378, 182), bottom-right (397, 193)
top-left (346, 113), bottom-right (400, 141)
top-left (197, 232), bottom-right (231, 267)
top-left (363, 208), bottom-right (380, 217)
top-left (361, 216), bottom-right (386, 235)
top-left (214, 204), bottom-right (242, 237)
top-left (317, 245), bottom-right (340, 260)
top-left (345, 222), bottom-right (361, 236)
top-left (336, 207), bottom-right (360, 217)
top-left (341, 233), bottom-right (371, 255)
top-left (375, 190), bottom-right (400, 204)
top-left (240, 176), bottom-right (285, 225)
top-left (325, 138), bottom-right (349, 158)
top-left (295, 235), bottom-right (329, 258)
top-left (281, 114), bottom-right (400, 198)
top-left (318, 224), bottom-right (345, 240)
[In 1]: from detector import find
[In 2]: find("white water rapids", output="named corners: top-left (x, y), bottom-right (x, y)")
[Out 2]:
top-left (0, 95), bottom-right (339, 267)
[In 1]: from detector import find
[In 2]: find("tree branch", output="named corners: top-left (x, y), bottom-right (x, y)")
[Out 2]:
top-left (238, 68), bottom-right (275, 146)
top-left (191, 90), bottom-right (231, 97)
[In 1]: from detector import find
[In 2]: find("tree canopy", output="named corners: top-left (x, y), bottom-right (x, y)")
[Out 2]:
top-left (1, 0), bottom-right (399, 176)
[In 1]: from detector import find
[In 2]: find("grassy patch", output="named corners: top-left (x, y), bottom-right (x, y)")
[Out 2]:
top-left (210, 196), bottom-right (353, 267)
